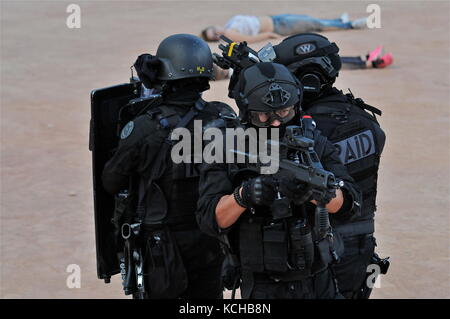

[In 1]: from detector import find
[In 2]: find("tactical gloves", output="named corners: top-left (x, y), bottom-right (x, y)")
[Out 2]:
top-left (240, 176), bottom-right (278, 207)
top-left (239, 175), bottom-right (337, 208)
top-left (278, 175), bottom-right (313, 205)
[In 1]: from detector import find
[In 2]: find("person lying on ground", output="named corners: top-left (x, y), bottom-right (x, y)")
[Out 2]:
top-left (201, 13), bottom-right (367, 43)
top-left (213, 45), bottom-right (393, 80)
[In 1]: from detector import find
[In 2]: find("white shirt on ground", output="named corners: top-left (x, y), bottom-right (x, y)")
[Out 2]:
top-left (224, 15), bottom-right (260, 36)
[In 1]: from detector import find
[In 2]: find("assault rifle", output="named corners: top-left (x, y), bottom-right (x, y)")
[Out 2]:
top-left (279, 123), bottom-right (342, 248)
top-left (231, 119), bottom-right (342, 252)
top-left (213, 35), bottom-right (277, 70)
top-left (212, 35), bottom-right (277, 98)
top-left (212, 35), bottom-right (260, 71)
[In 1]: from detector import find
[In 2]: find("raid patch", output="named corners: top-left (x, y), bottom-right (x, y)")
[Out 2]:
top-left (334, 130), bottom-right (375, 165)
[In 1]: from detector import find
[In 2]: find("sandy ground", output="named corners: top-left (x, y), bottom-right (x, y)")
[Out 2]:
top-left (1, 0), bottom-right (449, 299)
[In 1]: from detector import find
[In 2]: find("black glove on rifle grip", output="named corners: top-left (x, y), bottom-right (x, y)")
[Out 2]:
top-left (241, 176), bottom-right (277, 207)
top-left (279, 175), bottom-right (313, 205)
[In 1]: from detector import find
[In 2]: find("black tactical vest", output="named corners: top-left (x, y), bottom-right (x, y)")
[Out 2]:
top-left (143, 101), bottom-right (238, 227)
top-left (305, 89), bottom-right (386, 226)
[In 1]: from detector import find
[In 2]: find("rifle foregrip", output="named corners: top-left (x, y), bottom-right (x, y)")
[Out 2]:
top-left (315, 205), bottom-right (330, 238)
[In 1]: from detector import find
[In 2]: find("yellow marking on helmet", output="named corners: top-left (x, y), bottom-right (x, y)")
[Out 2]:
top-left (227, 42), bottom-right (237, 57)
top-left (197, 66), bottom-right (205, 74)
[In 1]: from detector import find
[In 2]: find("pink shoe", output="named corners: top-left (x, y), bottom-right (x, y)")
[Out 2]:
top-left (367, 45), bottom-right (383, 63)
top-left (373, 53), bottom-right (393, 68)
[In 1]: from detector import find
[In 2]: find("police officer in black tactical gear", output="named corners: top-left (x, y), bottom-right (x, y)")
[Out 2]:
top-left (102, 34), bottom-right (236, 299)
top-left (196, 62), bottom-right (361, 299)
top-left (273, 33), bottom-right (388, 299)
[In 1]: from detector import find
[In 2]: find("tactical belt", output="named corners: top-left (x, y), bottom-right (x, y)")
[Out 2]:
top-left (334, 219), bottom-right (374, 237)
top-left (142, 221), bottom-right (198, 232)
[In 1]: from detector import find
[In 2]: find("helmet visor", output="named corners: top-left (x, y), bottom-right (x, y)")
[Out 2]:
top-left (249, 105), bottom-right (296, 127)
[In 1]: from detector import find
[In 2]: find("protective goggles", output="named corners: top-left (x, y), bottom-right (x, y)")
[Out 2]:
top-left (249, 105), bottom-right (296, 127)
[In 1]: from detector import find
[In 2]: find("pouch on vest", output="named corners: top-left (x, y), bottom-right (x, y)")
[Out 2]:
top-left (288, 219), bottom-right (314, 271)
top-left (263, 221), bottom-right (288, 273)
top-left (316, 229), bottom-right (344, 266)
top-left (145, 227), bottom-right (188, 298)
top-left (239, 219), bottom-right (264, 273)
top-left (332, 229), bottom-right (345, 259)
top-left (317, 239), bottom-right (333, 266)
top-left (143, 182), bottom-right (168, 225)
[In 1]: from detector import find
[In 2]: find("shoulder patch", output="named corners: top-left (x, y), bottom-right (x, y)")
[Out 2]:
top-left (120, 121), bottom-right (134, 139)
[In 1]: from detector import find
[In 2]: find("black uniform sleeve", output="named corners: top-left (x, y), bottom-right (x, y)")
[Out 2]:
top-left (196, 161), bottom-right (234, 237)
top-left (102, 115), bottom-right (167, 195)
top-left (316, 132), bottom-right (362, 220)
top-left (195, 109), bottom-right (240, 237)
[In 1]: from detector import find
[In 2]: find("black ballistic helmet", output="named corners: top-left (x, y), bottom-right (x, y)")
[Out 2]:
top-left (156, 34), bottom-right (214, 81)
top-left (273, 33), bottom-right (341, 93)
top-left (235, 62), bottom-right (302, 124)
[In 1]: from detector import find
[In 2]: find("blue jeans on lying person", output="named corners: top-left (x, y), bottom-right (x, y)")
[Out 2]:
top-left (271, 14), bottom-right (352, 35)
